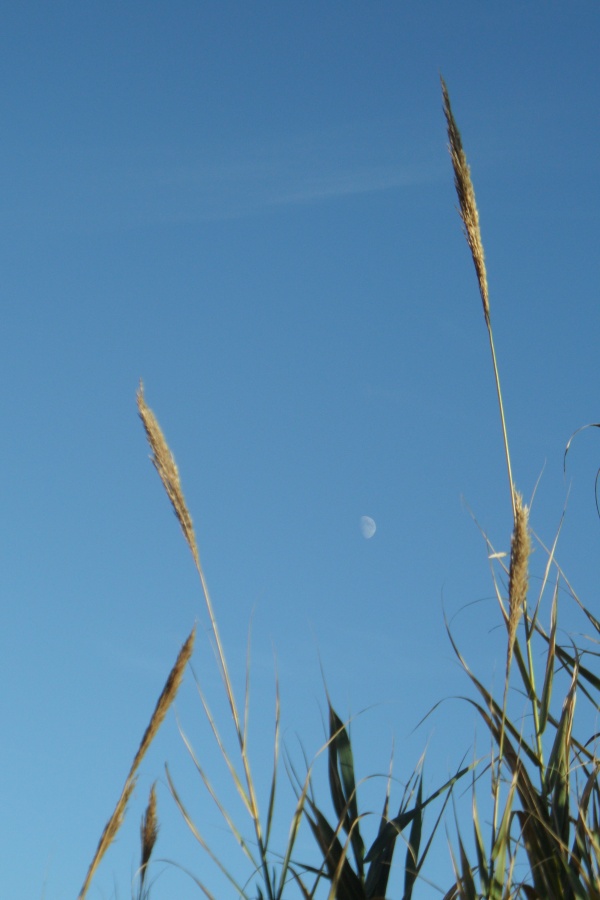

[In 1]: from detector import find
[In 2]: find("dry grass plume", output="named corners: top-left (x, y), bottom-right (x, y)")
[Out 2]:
top-left (78, 626), bottom-right (196, 899)
top-left (441, 76), bottom-right (516, 520)
top-left (138, 782), bottom-right (159, 898)
top-left (441, 75), bottom-right (490, 324)
top-left (507, 492), bottom-right (531, 674)
top-left (137, 381), bottom-right (200, 570)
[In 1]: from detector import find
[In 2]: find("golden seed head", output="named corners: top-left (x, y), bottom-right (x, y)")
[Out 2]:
top-left (441, 76), bottom-right (490, 324)
top-left (507, 492), bottom-right (531, 671)
top-left (140, 782), bottom-right (159, 873)
top-left (78, 627), bottom-right (195, 900)
top-left (137, 381), bottom-right (200, 569)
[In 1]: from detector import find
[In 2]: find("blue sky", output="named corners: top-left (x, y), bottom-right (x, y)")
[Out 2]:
top-left (2, 3), bottom-right (600, 898)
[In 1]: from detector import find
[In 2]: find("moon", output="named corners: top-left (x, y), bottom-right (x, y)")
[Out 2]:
top-left (360, 516), bottom-right (376, 539)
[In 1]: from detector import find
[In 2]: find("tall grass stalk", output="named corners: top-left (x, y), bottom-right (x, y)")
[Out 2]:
top-left (137, 385), bottom-right (269, 893)
top-left (442, 74), bottom-right (519, 879)
top-left (137, 384), bottom-right (312, 899)
top-left (442, 77), bottom-right (600, 899)
top-left (78, 82), bottom-right (600, 900)
top-left (441, 77), bottom-right (515, 524)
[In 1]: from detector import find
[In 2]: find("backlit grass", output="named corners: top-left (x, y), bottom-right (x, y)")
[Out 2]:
top-left (79, 79), bottom-right (600, 900)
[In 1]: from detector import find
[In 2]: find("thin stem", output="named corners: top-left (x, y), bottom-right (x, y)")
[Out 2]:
top-left (486, 322), bottom-right (516, 523)
top-left (194, 561), bottom-right (273, 899)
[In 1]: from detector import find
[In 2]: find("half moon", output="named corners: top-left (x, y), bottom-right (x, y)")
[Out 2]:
top-left (360, 516), bottom-right (376, 539)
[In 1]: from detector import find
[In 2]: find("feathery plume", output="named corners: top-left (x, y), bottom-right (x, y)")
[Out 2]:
top-left (138, 782), bottom-right (159, 898)
top-left (78, 626), bottom-right (196, 899)
top-left (507, 493), bottom-right (531, 674)
top-left (441, 76), bottom-right (490, 325)
top-left (137, 381), bottom-right (200, 570)
top-left (441, 77), bottom-right (516, 520)
top-left (131, 626), bottom-right (196, 773)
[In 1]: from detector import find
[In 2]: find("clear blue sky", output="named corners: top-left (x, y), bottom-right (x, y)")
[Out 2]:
top-left (2, 3), bottom-right (599, 898)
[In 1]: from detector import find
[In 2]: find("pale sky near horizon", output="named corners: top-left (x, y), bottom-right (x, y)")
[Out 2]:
top-left (2, 3), bottom-right (600, 898)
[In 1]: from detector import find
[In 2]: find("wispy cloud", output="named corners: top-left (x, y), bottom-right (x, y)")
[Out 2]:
top-left (3, 121), bottom-right (442, 231)
top-left (264, 162), bottom-right (431, 206)
top-left (150, 124), bottom-right (441, 220)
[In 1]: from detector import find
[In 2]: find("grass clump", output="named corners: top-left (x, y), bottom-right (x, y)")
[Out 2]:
top-left (135, 390), bottom-right (462, 899)
top-left (440, 77), bottom-right (600, 899)
top-left (78, 79), bottom-right (600, 900)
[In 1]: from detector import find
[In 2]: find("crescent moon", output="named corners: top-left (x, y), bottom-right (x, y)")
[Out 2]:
top-left (360, 516), bottom-right (376, 539)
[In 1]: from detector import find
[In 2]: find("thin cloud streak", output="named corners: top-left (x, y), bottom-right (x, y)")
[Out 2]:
top-left (2, 124), bottom-right (442, 231)
top-left (263, 162), bottom-right (435, 207)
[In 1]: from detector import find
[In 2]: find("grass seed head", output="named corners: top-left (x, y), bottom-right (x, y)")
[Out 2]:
top-left (78, 627), bottom-right (195, 899)
top-left (507, 492), bottom-right (531, 673)
top-left (441, 76), bottom-right (490, 325)
top-left (139, 782), bottom-right (159, 892)
top-left (131, 626), bottom-right (196, 774)
top-left (78, 777), bottom-right (137, 899)
top-left (137, 381), bottom-right (200, 569)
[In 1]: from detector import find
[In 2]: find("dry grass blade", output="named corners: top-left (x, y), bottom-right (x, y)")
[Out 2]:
top-left (177, 719), bottom-right (257, 861)
top-left (137, 381), bottom-right (200, 570)
top-left (78, 626), bottom-right (196, 899)
top-left (165, 764), bottom-right (250, 898)
top-left (507, 492), bottom-right (531, 675)
top-left (277, 765), bottom-right (314, 895)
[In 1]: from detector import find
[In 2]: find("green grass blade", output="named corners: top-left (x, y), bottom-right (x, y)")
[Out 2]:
top-left (264, 670), bottom-right (281, 849)
top-left (277, 763), bottom-right (314, 898)
top-left (362, 793), bottom-right (395, 899)
top-left (539, 581), bottom-right (559, 736)
top-left (403, 775), bottom-right (423, 900)
top-left (471, 788), bottom-right (489, 895)
top-left (571, 763), bottom-right (600, 873)
top-left (327, 703), bottom-right (365, 877)
top-left (304, 807), bottom-right (363, 900)
top-left (546, 667), bottom-right (577, 846)
top-left (365, 763), bottom-right (471, 864)
top-left (457, 831), bottom-right (477, 900)
top-left (490, 773), bottom-right (518, 899)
